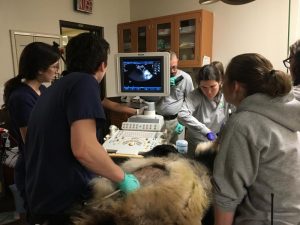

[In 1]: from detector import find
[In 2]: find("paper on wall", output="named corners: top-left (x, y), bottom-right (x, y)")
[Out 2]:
top-left (202, 56), bottom-right (211, 66)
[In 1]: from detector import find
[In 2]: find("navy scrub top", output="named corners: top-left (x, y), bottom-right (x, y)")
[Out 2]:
top-left (25, 72), bottom-right (106, 214)
top-left (8, 83), bottom-right (46, 197)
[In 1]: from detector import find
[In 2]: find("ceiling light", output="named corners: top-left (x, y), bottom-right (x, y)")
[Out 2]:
top-left (199, 0), bottom-right (220, 5)
top-left (199, 0), bottom-right (255, 5)
top-left (222, 0), bottom-right (255, 5)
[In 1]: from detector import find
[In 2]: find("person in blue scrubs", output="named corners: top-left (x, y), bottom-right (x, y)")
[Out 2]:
top-left (3, 42), bottom-right (60, 215)
top-left (24, 33), bottom-right (140, 225)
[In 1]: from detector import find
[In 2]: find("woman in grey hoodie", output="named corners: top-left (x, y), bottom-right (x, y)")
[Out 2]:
top-left (213, 53), bottom-right (300, 225)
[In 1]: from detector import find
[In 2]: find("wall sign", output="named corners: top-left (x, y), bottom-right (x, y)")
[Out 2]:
top-left (74, 0), bottom-right (93, 14)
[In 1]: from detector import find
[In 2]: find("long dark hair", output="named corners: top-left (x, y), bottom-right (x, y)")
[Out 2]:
top-left (211, 61), bottom-right (224, 78)
top-left (289, 40), bottom-right (300, 86)
top-left (197, 64), bottom-right (222, 84)
top-left (226, 53), bottom-right (292, 97)
top-left (3, 42), bottom-right (60, 107)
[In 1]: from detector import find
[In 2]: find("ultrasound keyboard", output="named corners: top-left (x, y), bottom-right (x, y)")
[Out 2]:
top-left (103, 130), bottom-right (166, 155)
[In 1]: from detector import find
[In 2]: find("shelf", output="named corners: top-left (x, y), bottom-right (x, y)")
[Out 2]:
top-left (179, 43), bottom-right (195, 48)
top-left (179, 26), bottom-right (195, 33)
top-left (157, 48), bottom-right (171, 51)
top-left (157, 29), bottom-right (170, 36)
top-left (180, 31), bottom-right (195, 35)
top-left (180, 47), bottom-right (195, 50)
top-left (157, 34), bottom-right (171, 37)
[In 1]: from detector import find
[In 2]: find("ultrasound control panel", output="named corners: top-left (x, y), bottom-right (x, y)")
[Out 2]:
top-left (121, 114), bottom-right (164, 132)
top-left (121, 122), bottom-right (161, 131)
top-left (103, 130), bottom-right (166, 155)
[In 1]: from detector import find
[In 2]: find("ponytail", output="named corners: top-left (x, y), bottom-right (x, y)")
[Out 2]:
top-left (226, 53), bottom-right (292, 98)
top-left (3, 75), bottom-right (23, 108)
top-left (261, 69), bottom-right (292, 97)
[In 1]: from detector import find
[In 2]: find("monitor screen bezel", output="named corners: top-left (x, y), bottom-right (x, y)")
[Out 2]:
top-left (115, 52), bottom-right (170, 97)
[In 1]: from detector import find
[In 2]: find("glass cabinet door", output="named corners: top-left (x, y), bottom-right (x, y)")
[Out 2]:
top-left (178, 18), bottom-right (196, 61)
top-left (156, 22), bottom-right (172, 51)
top-left (137, 26), bottom-right (147, 52)
top-left (117, 10), bottom-right (213, 66)
top-left (122, 29), bottom-right (132, 52)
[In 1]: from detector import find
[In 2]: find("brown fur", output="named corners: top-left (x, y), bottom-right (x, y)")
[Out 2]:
top-left (72, 154), bottom-right (212, 225)
top-left (195, 140), bottom-right (219, 156)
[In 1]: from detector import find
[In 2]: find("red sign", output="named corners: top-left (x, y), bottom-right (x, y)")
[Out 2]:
top-left (75, 0), bottom-right (93, 13)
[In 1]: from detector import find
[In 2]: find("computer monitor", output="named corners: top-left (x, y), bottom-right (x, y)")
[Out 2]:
top-left (115, 52), bottom-right (170, 96)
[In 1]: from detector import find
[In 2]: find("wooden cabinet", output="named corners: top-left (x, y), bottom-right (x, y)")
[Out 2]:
top-left (117, 9), bottom-right (213, 68)
top-left (152, 16), bottom-right (175, 52)
top-left (107, 110), bottom-right (130, 129)
top-left (118, 23), bottom-right (135, 53)
top-left (118, 19), bottom-right (153, 53)
top-left (136, 20), bottom-right (153, 52)
top-left (175, 10), bottom-right (213, 67)
top-left (104, 97), bottom-right (133, 129)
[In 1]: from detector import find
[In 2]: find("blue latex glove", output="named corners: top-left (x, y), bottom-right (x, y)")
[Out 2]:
top-left (170, 76), bottom-right (176, 87)
top-left (206, 132), bottom-right (217, 141)
top-left (175, 123), bottom-right (184, 134)
top-left (117, 173), bottom-right (140, 194)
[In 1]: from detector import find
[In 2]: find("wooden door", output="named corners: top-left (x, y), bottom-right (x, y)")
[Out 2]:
top-left (176, 10), bottom-right (213, 67)
top-left (117, 23), bottom-right (137, 52)
top-left (136, 20), bottom-right (152, 52)
top-left (152, 16), bottom-right (175, 52)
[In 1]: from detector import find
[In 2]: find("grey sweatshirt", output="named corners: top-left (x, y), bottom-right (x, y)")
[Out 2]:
top-left (293, 85), bottom-right (300, 101)
top-left (213, 92), bottom-right (300, 225)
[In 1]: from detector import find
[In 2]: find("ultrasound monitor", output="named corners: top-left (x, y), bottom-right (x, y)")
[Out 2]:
top-left (116, 52), bottom-right (170, 96)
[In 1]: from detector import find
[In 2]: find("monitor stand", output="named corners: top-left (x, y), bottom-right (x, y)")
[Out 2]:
top-left (143, 102), bottom-right (156, 118)
top-left (121, 102), bottom-right (165, 132)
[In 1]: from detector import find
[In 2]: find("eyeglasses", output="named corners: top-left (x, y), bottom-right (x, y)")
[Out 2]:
top-left (283, 56), bottom-right (291, 69)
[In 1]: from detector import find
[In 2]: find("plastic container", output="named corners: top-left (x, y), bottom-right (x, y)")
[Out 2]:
top-left (176, 140), bottom-right (188, 154)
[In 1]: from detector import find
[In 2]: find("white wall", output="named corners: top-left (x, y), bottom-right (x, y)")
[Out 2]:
top-left (289, 0), bottom-right (300, 45)
top-left (1, 0), bottom-right (299, 98)
top-left (0, 0), bottom-right (131, 97)
top-left (130, 0), bottom-right (300, 70)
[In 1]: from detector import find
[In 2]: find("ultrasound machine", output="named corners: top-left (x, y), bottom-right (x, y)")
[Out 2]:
top-left (103, 52), bottom-right (170, 156)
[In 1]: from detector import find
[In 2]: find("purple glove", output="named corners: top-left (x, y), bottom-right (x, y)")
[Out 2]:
top-left (206, 132), bottom-right (217, 141)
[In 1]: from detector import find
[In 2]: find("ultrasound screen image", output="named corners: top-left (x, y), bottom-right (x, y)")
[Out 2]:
top-left (120, 57), bottom-right (164, 93)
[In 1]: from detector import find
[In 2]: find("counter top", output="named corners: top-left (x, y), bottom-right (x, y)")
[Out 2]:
top-left (107, 97), bottom-right (146, 109)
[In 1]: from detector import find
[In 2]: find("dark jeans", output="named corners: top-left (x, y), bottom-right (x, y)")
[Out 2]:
top-left (27, 197), bottom-right (87, 225)
top-left (28, 213), bottom-right (71, 225)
